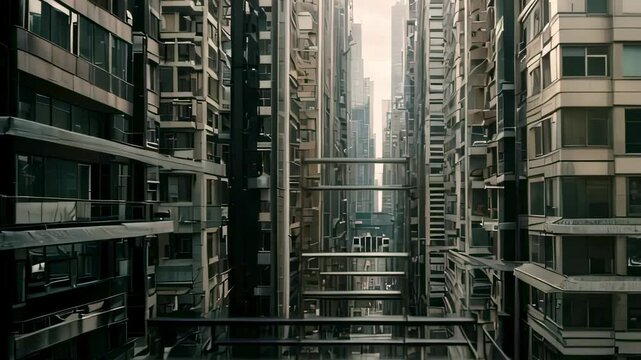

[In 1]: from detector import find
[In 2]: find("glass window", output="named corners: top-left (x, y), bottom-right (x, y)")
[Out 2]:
top-left (623, 45), bottom-right (641, 77)
top-left (586, 0), bottom-right (608, 13)
top-left (562, 177), bottom-right (612, 218)
top-left (629, 295), bottom-right (641, 330)
top-left (94, 25), bottom-right (109, 70)
top-left (111, 37), bottom-right (130, 81)
top-left (169, 234), bottom-right (192, 259)
top-left (51, 99), bottom-right (71, 130)
top-left (530, 181), bottom-right (544, 215)
top-left (35, 94), bottom-right (51, 125)
top-left (77, 242), bottom-right (101, 283)
top-left (626, 109), bottom-right (641, 153)
top-left (159, 67), bottom-right (173, 92)
top-left (49, 1), bottom-right (70, 50)
top-left (545, 178), bottom-right (556, 216)
top-left (161, 174), bottom-right (192, 202)
top-left (78, 16), bottom-right (93, 60)
top-left (629, 237), bottom-right (641, 276)
top-left (530, 67), bottom-right (541, 95)
top-left (562, 46), bottom-right (608, 77)
top-left (563, 294), bottom-right (612, 328)
top-left (542, 54), bottom-right (551, 87)
top-left (562, 108), bottom-right (610, 147)
top-left (530, 234), bottom-right (554, 268)
top-left (177, 68), bottom-right (192, 92)
top-left (17, 154), bottom-right (44, 197)
top-left (147, 62), bottom-right (158, 92)
top-left (29, 0), bottom-right (51, 40)
top-left (563, 237), bottom-right (614, 275)
top-left (630, 178), bottom-right (641, 216)
top-left (149, 13), bottom-right (160, 39)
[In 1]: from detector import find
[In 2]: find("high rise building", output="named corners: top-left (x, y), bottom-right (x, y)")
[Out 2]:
top-left (0, 0), bottom-right (184, 357)
top-left (433, 0), bottom-right (641, 358)
top-left (513, 0), bottom-right (641, 358)
top-left (391, 0), bottom-right (408, 99)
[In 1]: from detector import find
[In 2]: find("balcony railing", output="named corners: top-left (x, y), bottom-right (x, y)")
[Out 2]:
top-left (13, 293), bottom-right (126, 335)
top-left (156, 260), bottom-right (194, 285)
top-left (1, 195), bottom-right (153, 226)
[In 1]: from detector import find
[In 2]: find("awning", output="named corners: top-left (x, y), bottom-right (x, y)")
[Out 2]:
top-left (0, 221), bottom-right (174, 249)
top-left (515, 263), bottom-right (641, 293)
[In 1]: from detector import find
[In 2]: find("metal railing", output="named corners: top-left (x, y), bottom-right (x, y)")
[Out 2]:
top-left (12, 293), bottom-right (126, 335)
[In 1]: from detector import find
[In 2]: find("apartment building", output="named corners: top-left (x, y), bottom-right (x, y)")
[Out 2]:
top-left (513, 0), bottom-right (641, 358)
top-left (440, 0), bottom-right (518, 357)
top-left (416, 0), bottom-right (448, 314)
top-left (0, 0), bottom-right (184, 358)
top-left (155, 0), bottom-right (230, 331)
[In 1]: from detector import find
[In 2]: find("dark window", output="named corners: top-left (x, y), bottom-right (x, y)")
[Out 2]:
top-left (159, 67), bottom-right (173, 92)
top-left (628, 237), bottom-right (641, 276)
top-left (177, 68), bottom-right (192, 92)
top-left (530, 181), bottom-right (544, 215)
top-left (630, 295), bottom-right (641, 330)
top-left (562, 177), bottom-right (612, 218)
top-left (530, 234), bottom-right (554, 268)
top-left (71, 106), bottom-right (89, 134)
top-left (542, 54), bottom-right (551, 87)
top-left (562, 46), bottom-right (608, 77)
top-left (630, 178), bottom-right (641, 216)
top-left (149, 13), bottom-right (160, 39)
top-left (35, 94), bottom-right (51, 125)
top-left (563, 237), bottom-right (614, 275)
top-left (51, 99), bottom-right (71, 130)
top-left (587, 0), bottom-right (608, 13)
top-left (28, 0), bottom-right (70, 50)
top-left (93, 25), bottom-right (109, 71)
top-left (530, 66), bottom-right (541, 95)
top-left (169, 234), bottom-right (192, 259)
top-left (563, 294), bottom-right (612, 328)
top-left (531, 287), bottom-right (545, 314)
top-left (77, 242), bottom-right (101, 283)
top-left (111, 37), bottom-right (130, 81)
top-left (562, 108), bottom-right (610, 146)
top-left (626, 109), bottom-right (641, 153)
top-left (161, 174), bottom-right (192, 202)
top-left (17, 154), bottom-right (44, 197)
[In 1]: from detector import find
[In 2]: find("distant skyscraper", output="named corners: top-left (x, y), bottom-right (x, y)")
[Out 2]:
top-left (391, 0), bottom-right (407, 100)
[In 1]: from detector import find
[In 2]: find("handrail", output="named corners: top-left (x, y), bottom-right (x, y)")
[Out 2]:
top-left (13, 293), bottom-right (126, 334)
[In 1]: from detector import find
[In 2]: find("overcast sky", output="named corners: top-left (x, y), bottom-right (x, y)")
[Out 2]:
top-left (352, 0), bottom-right (393, 209)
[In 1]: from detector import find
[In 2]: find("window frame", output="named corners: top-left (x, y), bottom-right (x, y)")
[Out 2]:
top-left (561, 46), bottom-right (609, 77)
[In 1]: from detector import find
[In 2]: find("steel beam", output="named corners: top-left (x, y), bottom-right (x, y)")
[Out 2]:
top-left (302, 185), bottom-right (413, 191)
top-left (302, 252), bottom-right (409, 257)
top-left (303, 157), bottom-right (409, 164)
top-left (149, 315), bottom-right (477, 326)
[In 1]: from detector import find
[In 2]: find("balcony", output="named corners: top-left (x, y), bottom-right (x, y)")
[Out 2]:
top-left (13, 294), bottom-right (127, 359)
top-left (2, 195), bottom-right (152, 226)
top-left (156, 205), bottom-right (226, 232)
top-left (156, 259), bottom-right (195, 287)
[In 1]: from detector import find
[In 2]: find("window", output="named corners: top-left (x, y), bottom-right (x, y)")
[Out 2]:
top-left (629, 295), bottom-right (641, 330)
top-left (562, 108), bottom-right (610, 146)
top-left (563, 237), bottom-right (614, 275)
top-left (169, 234), bottom-right (192, 259)
top-left (586, 0), bottom-right (608, 13)
top-left (208, 46), bottom-right (218, 71)
top-left (627, 237), bottom-right (641, 276)
top-left (161, 174), bottom-right (192, 202)
top-left (259, 39), bottom-right (271, 55)
top-left (177, 68), bottom-right (193, 92)
top-left (562, 46), bottom-right (608, 77)
top-left (531, 287), bottom-right (545, 313)
top-left (545, 178), bottom-right (556, 216)
top-left (51, 99), bottom-right (71, 130)
top-left (532, 118), bottom-right (551, 157)
top-left (35, 94), bottom-right (51, 125)
top-left (530, 181), bottom-right (544, 215)
top-left (17, 154), bottom-right (44, 197)
top-left (563, 294), bottom-right (612, 328)
top-left (562, 177), bottom-right (612, 218)
top-left (626, 109), bottom-right (641, 153)
top-left (207, 232), bottom-right (218, 259)
top-left (149, 13), bottom-right (160, 39)
top-left (542, 54), bottom-right (551, 88)
top-left (623, 45), bottom-right (641, 77)
top-left (28, 0), bottom-right (71, 50)
top-left (160, 67), bottom-right (173, 92)
top-left (111, 37), bottom-right (130, 81)
top-left (630, 178), bottom-right (641, 216)
top-left (147, 62), bottom-right (158, 92)
top-left (77, 242), bottom-right (101, 283)
top-left (530, 234), bottom-right (554, 268)
top-left (161, 131), bottom-right (194, 149)
top-left (530, 66), bottom-right (541, 95)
